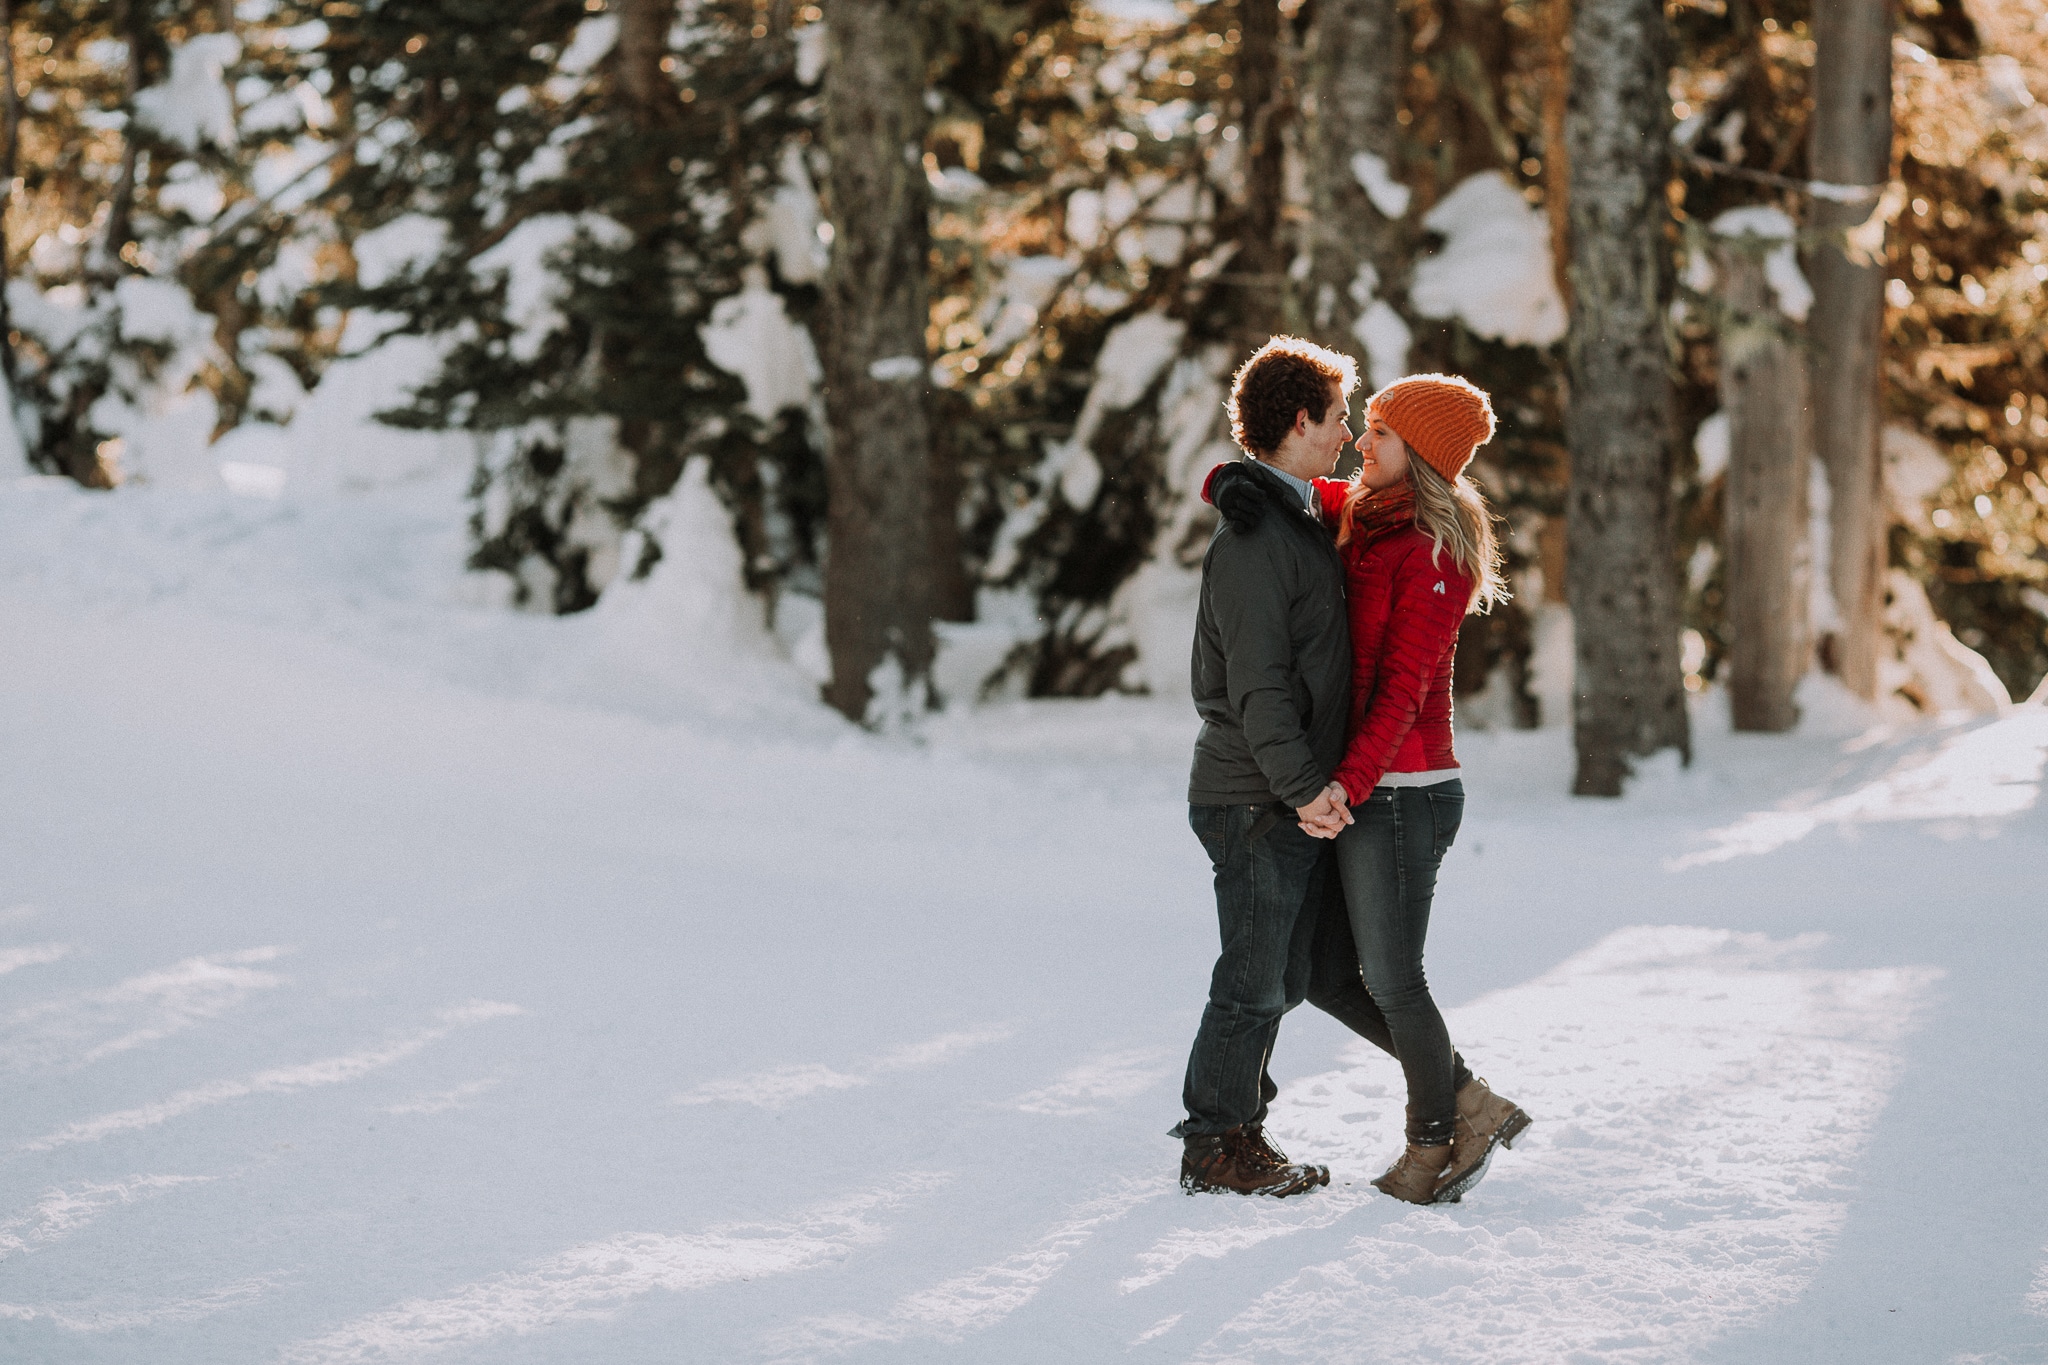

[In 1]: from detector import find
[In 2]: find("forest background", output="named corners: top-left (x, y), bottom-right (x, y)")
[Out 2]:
top-left (4, 0), bottom-right (2045, 794)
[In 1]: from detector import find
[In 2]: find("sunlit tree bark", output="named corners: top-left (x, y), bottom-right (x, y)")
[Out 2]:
top-left (1219, 0), bottom-right (1287, 347)
top-left (818, 0), bottom-right (936, 722)
top-left (1718, 238), bottom-right (1810, 732)
top-left (1562, 0), bottom-right (1690, 794)
top-left (1808, 0), bottom-right (1892, 699)
top-left (1302, 0), bottom-right (1403, 368)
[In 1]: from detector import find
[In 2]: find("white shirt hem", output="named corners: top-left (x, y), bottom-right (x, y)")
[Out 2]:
top-left (1373, 767), bottom-right (1462, 789)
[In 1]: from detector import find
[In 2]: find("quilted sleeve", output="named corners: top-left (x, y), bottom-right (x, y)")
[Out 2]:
top-left (1332, 540), bottom-right (1473, 803)
top-left (1311, 476), bottom-right (1350, 527)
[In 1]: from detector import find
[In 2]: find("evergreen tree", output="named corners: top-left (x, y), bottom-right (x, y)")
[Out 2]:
top-left (6, 0), bottom-right (327, 487)
top-left (309, 0), bottom-right (805, 612)
top-left (7, 0), bottom-right (2042, 731)
top-left (1879, 0), bottom-right (2048, 701)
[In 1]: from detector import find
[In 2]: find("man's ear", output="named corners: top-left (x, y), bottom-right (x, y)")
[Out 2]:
top-left (1293, 408), bottom-right (1312, 435)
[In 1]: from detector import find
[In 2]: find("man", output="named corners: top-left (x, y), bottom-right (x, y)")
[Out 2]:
top-left (1174, 336), bottom-right (1363, 1197)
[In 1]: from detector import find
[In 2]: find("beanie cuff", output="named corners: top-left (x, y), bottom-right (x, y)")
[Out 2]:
top-left (1368, 374), bottom-right (1495, 485)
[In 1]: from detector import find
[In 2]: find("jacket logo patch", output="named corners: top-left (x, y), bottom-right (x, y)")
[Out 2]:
top-left (1432, 581), bottom-right (1446, 595)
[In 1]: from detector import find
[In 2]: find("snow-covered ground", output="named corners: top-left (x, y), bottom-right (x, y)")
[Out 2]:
top-left (2, 473), bottom-right (2046, 1364)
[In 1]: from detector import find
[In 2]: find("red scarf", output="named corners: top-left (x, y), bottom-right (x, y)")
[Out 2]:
top-left (1336, 482), bottom-right (1417, 551)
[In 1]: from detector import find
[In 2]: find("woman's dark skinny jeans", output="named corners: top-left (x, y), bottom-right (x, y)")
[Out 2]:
top-left (1322, 778), bottom-right (1468, 1147)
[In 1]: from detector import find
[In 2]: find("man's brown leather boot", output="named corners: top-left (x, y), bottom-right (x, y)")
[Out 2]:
top-left (1370, 1141), bottom-right (1454, 1204)
top-left (1181, 1126), bottom-right (1328, 1197)
top-left (1236, 1124), bottom-right (1328, 1182)
top-left (1437, 1077), bottom-right (1532, 1203)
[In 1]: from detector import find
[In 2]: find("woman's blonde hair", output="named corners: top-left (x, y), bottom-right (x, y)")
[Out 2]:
top-left (1337, 456), bottom-right (1509, 615)
top-left (1410, 458), bottom-right (1508, 614)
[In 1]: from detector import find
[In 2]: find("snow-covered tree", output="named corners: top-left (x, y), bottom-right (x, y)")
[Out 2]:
top-left (6, 0), bottom-right (344, 488)
top-left (303, 0), bottom-right (807, 613)
top-left (7, 0), bottom-right (2043, 734)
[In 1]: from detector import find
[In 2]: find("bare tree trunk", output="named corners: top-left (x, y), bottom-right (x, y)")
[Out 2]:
top-left (818, 0), bottom-right (935, 722)
top-left (1221, 0), bottom-right (1288, 347)
top-left (1535, 0), bottom-right (1573, 611)
top-left (1, 0), bottom-right (19, 391)
top-left (93, 0), bottom-right (150, 280)
top-left (607, 0), bottom-right (684, 486)
top-left (1540, 0), bottom-right (1573, 310)
top-left (928, 423), bottom-right (972, 623)
top-left (1718, 241), bottom-right (1810, 732)
top-left (1302, 0), bottom-right (1404, 366)
top-left (1562, 0), bottom-right (1690, 795)
top-left (615, 0), bottom-right (675, 119)
top-left (1808, 0), bottom-right (1891, 699)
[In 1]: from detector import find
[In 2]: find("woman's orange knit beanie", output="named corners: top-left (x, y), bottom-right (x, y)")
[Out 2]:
top-left (1368, 374), bottom-right (1496, 483)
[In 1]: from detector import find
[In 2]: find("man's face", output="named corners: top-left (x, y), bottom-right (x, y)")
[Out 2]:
top-left (1299, 385), bottom-right (1353, 475)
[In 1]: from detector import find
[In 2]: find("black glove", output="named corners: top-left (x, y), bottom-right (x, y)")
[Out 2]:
top-left (1210, 462), bottom-right (1268, 534)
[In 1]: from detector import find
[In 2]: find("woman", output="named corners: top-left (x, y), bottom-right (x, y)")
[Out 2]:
top-left (1313, 373), bottom-right (1530, 1205)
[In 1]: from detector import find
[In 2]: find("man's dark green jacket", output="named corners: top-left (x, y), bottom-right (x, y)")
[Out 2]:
top-left (1187, 459), bottom-right (1351, 810)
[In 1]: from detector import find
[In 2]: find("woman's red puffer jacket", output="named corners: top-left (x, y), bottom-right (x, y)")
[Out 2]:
top-left (1312, 479), bottom-right (1472, 804)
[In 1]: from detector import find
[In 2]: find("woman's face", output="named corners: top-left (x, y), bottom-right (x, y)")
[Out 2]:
top-left (1356, 413), bottom-right (1411, 492)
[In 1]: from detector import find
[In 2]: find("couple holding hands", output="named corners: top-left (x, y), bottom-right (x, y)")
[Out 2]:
top-left (1173, 337), bottom-right (1530, 1206)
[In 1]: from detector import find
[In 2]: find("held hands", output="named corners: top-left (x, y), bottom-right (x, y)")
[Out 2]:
top-left (1295, 782), bottom-right (1353, 839)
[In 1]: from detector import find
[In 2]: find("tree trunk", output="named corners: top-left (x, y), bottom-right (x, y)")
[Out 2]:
top-left (818, 0), bottom-right (936, 723)
top-left (1302, 0), bottom-right (1404, 371)
top-left (93, 0), bottom-right (150, 281)
top-left (1, 0), bottom-right (18, 391)
top-left (1562, 0), bottom-right (1690, 795)
top-left (1221, 0), bottom-right (1288, 347)
top-left (1539, 0), bottom-right (1573, 310)
top-left (1808, 0), bottom-right (1891, 700)
top-left (1718, 241), bottom-right (1810, 732)
top-left (1535, 0), bottom-right (1573, 613)
top-left (928, 421), bottom-right (973, 623)
top-left (615, 0), bottom-right (675, 120)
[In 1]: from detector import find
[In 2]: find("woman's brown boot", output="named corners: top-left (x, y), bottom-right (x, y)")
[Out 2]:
top-left (1370, 1141), bottom-right (1454, 1204)
top-left (1437, 1078), bottom-right (1532, 1203)
top-left (1457, 1077), bottom-right (1531, 1151)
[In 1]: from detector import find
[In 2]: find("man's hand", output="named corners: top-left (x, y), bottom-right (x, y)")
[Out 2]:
top-left (1295, 782), bottom-right (1353, 839)
top-left (1210, 463), bottom-right (1269, 534)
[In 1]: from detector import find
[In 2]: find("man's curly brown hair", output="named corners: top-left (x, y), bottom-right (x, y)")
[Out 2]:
top-left (1226, 337), bottom-right (1358, 457)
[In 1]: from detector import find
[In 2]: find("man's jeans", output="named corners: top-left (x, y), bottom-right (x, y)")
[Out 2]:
top-left (1328, 779), bottom-right (1468, 1145)
top-left (1173, 803), bottom-right (1327, 1138)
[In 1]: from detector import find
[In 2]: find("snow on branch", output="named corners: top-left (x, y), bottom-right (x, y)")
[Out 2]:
top-left (134, 35), bottom-right (241, 152)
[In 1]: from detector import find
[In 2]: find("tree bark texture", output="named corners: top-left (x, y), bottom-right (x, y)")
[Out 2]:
top-left (1807, 0), bottom-right (1891, 700)
top-left (1302, 0), bottom-right (1404, 354)
top-left (604, 0), bottom-right (685, 483)
top-left (93, 0), bottom-right (150, 280)
top-left (819, 0), bottom-right (936, 723)
top-left (1539, 0), bottom-right (1572, 310)
top-left (1561, 0), bottom-right (1690, 795)
top-left (1717, 243), bottom-right (1811, 732)
top-left (615, 0), bottom-right (678, 126)
top-left (1222, 0), bottom-right (1288, 346)
top-left (1, 0), bottom-right (18, 388)
top-left (927, 421), bottom-right (973, 623)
